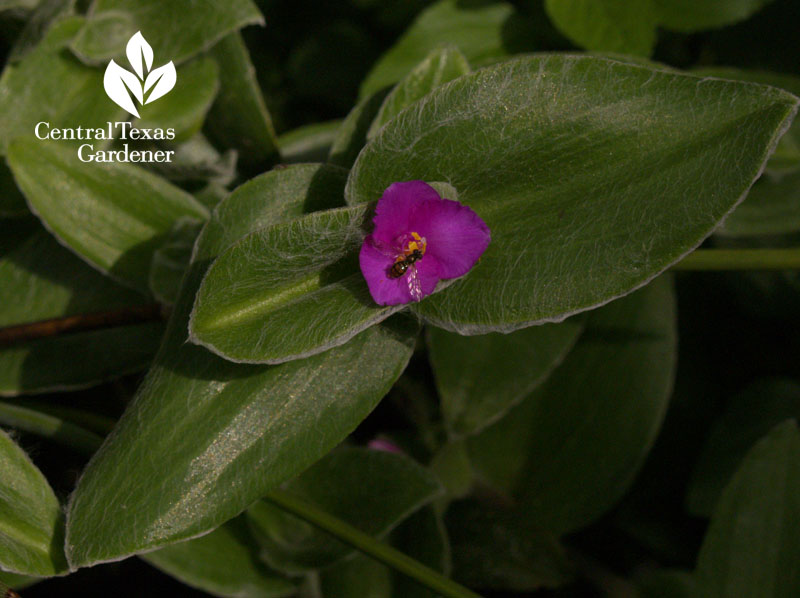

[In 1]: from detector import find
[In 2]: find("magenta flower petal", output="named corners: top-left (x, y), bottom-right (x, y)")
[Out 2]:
top-left (359, 237), bottom-right (408, 306)
top-left (359, 236), bottom-right (441, 306)
top-left (371, 181), bottom-right (440, 245)
top-left (411, 197), bottom-right (491, 279)
top-left (359, 181), bottom-right (490, 306)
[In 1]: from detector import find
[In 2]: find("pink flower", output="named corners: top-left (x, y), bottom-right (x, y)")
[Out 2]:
top-left (367, 437), bottom-right (403, 454)
top-left (359, 181), bottom-right (491, 306)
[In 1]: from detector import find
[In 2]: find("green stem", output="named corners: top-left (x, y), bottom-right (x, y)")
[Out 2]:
top-left (265, 489), bottom-right (484, 598)
top-left (0, 401), bottom-right (103, 456)
top-left (1, 406), bottom-right (478, 598)
top-left (672, 248), bottom-right (800, 271)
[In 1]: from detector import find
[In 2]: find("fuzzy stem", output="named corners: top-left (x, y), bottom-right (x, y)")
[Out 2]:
top-left (672, 248), bottom-right (800, 271)
top-left (0, 402), bottom-right (103, 456)
top-left (265, 489), bottom-right (484, 598)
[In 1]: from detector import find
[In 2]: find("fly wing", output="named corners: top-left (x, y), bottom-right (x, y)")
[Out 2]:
top-left (407, 264), bottom-right (423, 302)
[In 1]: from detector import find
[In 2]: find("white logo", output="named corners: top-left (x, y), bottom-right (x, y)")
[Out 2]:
top-left (103, 32), bottom-right (176, 118)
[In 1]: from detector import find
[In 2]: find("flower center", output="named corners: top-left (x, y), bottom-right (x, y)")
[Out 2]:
top-left (400, 231), bottom-right (426, 257)
top-left (387, 232), bottom-right (427, 279)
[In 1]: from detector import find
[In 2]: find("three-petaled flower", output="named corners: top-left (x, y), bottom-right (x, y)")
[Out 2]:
top-left (359, 181), bottom-right (491, 306)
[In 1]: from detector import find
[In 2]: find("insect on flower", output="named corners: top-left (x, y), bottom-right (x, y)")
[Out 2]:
top-left (359, 181), bottom-right (490, 306)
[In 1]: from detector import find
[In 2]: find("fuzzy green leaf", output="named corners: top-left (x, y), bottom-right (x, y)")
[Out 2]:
top-left (0, 16), bottom-right (124, 155)
top-left (428, 319), bottom-right (583, 437)
top-left (205, 33), bottom-right (279, 169)
top-left (367, 46), bottom-right (470, 139)
top-left (65, 164), bottom-right (417, 568)
top-left (0, 228), bottom-right (161, 395)
top-left (654, 0), bottom-right (775, 32)
top-left (142, 517), bottom-right (295, 598)
top-left (247, 447), bottom-right (442, 573)
top-left (359, 0), bottom-right (514, 98)
top-left (327, 87), bottom-right (390, 170)
top-left (148, 217), bottom-right (203, 306)
top-left (469, 276), bottom-right (676, 533)
top-left (346, 55), bottom-right (798, 334)
top-left (694, 420), bottom-right (800, 598)
top-left (135, 57), bottom-right (219, 142)
top-left (544, 0), bottom-right (657, 57)
top-left (70, 0), bottom-right (263, 66)
top-left (189, 204), bottom-right (398, 364)
top-left (686, 378), bottom-right (800, 517)
top-left (6, 139), bottom-right (208, 291)
top-left (0, 429), bottom-right (67, 575)
top-left (278, 120), bottom-right (341, 164)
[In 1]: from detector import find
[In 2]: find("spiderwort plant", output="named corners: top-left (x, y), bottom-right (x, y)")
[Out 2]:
top-left (2, 1), bottom-right (800, 597)
top-left (359, 181), bottom-right (491, 305)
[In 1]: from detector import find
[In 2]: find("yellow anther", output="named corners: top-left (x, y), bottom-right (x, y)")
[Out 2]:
top-left (405, 232), bottom-right (426, 256)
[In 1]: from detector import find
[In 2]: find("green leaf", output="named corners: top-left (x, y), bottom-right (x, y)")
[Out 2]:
top-left (0, 0), bottom-right (38, 12)
top-left (389, 507), bottom-right (451, 598)
top-left (346, 55), bottom-right (798, 334)
top-left (319, 551), bottom-right (392, 598)
top-left (0, 229), bottom-right (146, 326)
top-left (135, 57), bottom-right (219, 142)
top-left (0, 228), bottom-right (162, 395)
top-left (65, 164), bottom-right (418, 568)
top-left (0, 428), bottom-right (67, 575)
top-left (654, 0), bottom-right (775, 32)
top-left (686, 378), bottom-right (800, 517)
top-left (194, 182), bottom-right (230, 210)
top-left (0, 160), bottom-right (28, 217)
top-left (327, 86), bottom-right (390, 170)
top-left (6, 139), bottom-right (208, 291)
top-left (367, 46), bottom-right (470, 140)
top-left (189, 204), bottom-right (399, 364)
top-left (429, 440), bottom-right (473, 502)
top-left (445, 499), bottom-right (573, 592)
top-left (278, 119), bottom-right (342, 164)
top-left (694, 420), bottom-right (800, 598)
top-left (359, 0), bottom-right (514, 98)
top-left (0, 324), bottom-right (163, 396)
top-left (719, 170), bottom-right (800, 237)
top-left (318, 507), bottom-right (450, 598)
top-left (0, 401), bottom-right (103, 455)
top-left (469, 276), bottom-right (676, 533)
top-left (692, 68), bottom-right (800, 175)
top-left (145, 134), bottom-right (237, 186)
top-left (148, 217), bottom-right (204, 305)
top-left (247, 447), bottom-right (442, 573)
top-left (70, 0), bottom-right (263, 66)
top-left (142, 517), bottom-right (296, 598)
top-left (689, 70), bottom-right (800, 237)
top-left (205, 33), bottom-right (279, 169)
top-left (0, 16), bottom-right (124, 154)
top-left (7, 0), bottom-right (76, 64)
top-left (428, 319), bottom-right (584, 437)
top-left (544, 0), bottom-right (657, 57)
top-left (0, 570), bottom-right (41, 592)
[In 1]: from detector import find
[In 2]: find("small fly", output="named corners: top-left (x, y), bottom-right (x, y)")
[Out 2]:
top-left (388, 248), bottom-right (424, 301)
top-left (388, 248), bottom-right (423, 279)
top-left (372, 232), bottom-right (427, 302)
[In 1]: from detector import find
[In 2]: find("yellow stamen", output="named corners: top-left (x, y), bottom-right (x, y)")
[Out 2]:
top-left (406, 232), bottom-right (426, 256)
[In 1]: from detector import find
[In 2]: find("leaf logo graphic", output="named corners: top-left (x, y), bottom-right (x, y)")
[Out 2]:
top-left (103, 32), bottom-right (176, 118)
